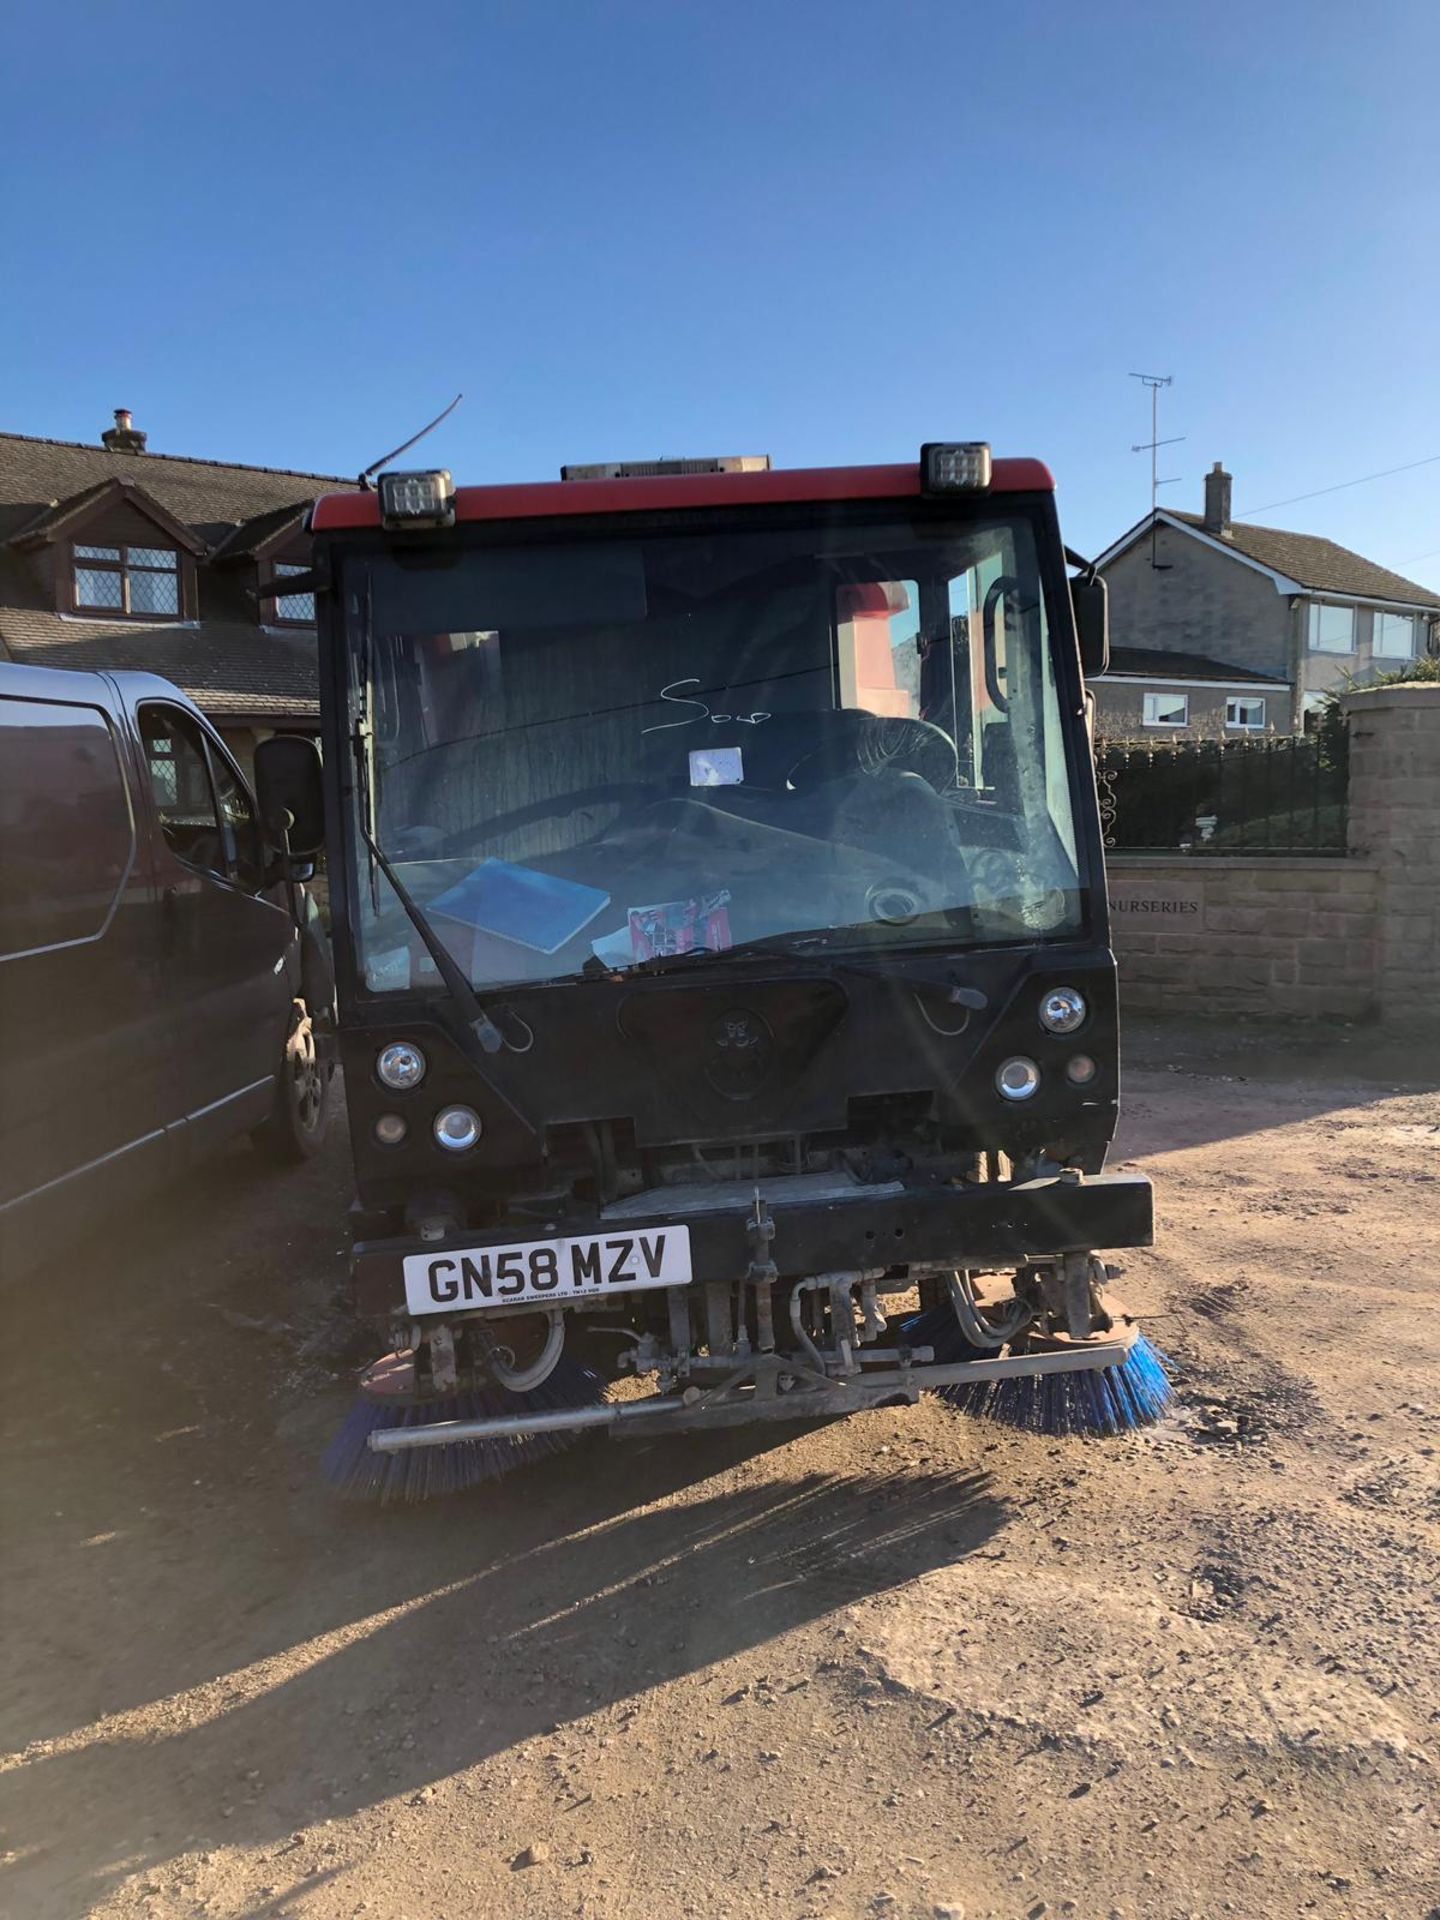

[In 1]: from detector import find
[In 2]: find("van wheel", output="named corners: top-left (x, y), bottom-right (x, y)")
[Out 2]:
top-left (253, 999), bottom-right (332, 1164)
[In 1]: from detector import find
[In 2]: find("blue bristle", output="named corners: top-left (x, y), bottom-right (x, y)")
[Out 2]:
top-left (322, 1356), bottom-right (608, 1503)
top-left (902, 1304), bottom-right (1174, 1437)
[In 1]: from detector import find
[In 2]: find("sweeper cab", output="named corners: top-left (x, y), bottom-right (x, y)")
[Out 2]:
top-left (256, 445), bottom-right (1165, 1499)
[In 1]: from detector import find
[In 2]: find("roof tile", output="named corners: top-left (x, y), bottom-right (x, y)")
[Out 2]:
top-left (1164, 510), bottom-right (1440, 609)
top-left (1101, 645), bottom-right (1289, 685)
top-left (0, 608), bottom-right (319, 719)
top-left (0, 431), bottom-right (350, 722)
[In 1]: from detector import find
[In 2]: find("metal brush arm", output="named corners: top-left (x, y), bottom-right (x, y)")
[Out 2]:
top-left (368, 1327), bottom-right (1140, 1454)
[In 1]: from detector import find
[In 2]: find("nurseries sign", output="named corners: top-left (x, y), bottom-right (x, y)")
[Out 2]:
top-left (1108, 878), bottom-right (1203, 922)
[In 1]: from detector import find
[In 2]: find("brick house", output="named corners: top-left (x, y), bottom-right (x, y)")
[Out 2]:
top-left (1092, 463), bottom-right (1440, 737)
top-left (0, 411), bottom-right (356, 772)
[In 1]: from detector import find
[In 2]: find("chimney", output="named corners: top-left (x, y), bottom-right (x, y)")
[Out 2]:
top-left (101, 407), bottom-right (147, 455)
top-left (1203, 460), bottom-right (1232, 537)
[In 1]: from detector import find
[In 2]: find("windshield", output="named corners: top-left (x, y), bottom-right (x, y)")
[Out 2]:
top-left (342, 507), bottom-right (1086, 993)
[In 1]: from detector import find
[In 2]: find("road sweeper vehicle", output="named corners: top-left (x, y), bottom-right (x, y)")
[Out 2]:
top-left (256, 444), bottom-right (1165, 1499)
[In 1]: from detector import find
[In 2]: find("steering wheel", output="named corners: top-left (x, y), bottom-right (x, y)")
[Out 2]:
top-left (785, 710), bottom-right (958, 794)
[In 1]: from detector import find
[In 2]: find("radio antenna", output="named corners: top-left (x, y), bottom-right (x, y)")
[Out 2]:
top-left (1129, 372), bottom-right (1183, 570)
top-left (358, 393), bottom-right (464, 488)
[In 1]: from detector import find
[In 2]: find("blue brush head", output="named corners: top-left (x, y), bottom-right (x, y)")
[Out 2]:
top-left (902, 1303), bottom-right (1174, 1437)
top-left (322, 1355), bottom-right (608, 1503)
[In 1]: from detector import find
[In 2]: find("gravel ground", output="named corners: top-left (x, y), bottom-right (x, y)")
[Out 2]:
top-left (1, 1017), bottom-right (1437, 1920)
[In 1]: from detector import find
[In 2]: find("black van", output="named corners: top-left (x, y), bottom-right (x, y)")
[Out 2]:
top-left (0, 660), bottom-right (332, 1274)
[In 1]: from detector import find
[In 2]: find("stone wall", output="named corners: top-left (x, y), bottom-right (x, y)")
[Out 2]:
top-left (1108, 856), bottom-right (1380, 1017)
top-left (1105, 682), bottom-right (1438, 1023)
top-left (1343, 682), bottom-right (1440, 1020)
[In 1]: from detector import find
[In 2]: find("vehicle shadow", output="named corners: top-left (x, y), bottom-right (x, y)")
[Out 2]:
top-left (0, 1439), bottom-right (1005, 1917)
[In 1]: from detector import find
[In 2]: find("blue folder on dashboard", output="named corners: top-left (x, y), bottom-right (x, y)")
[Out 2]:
top-left (428, 860), bottom-right (611, 956)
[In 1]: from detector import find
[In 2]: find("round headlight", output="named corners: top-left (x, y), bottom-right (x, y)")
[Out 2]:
top-left (996, 1056), bottom-right (1042, 1101)
top-left (1066, 1053), bottom-right (1097, 1086)
top-left (433, 1104), bottom-right (482, 1152)
top-left (1039, 986), bottom-right (1087, 1035)
top-left (374, 1112), bottom-right (408, 1146)
top-left (376, 1041), bottom-right (426, 1091)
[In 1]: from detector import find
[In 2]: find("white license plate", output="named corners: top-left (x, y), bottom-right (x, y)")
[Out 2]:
top-left (403, 1226), bottom-right (692, 1317)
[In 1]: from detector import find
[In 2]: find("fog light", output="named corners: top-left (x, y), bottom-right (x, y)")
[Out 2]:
top-left (374, 1113), bottom-right (408, 1146)
top-left (1040, 986), bottom-right (1087, 1034)
top-left (1066, 1053), bottom-right (1097, 1086)
top-left (434, 1104), bottom-right (482, 1152)
top-left (376, 1041), bottom-right (426, 1090)
top-left (996, 1056), bottom-right (1042, 1101)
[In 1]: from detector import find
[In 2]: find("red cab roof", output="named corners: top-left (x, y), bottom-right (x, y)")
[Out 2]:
top-left (310, 458), bottom-right (1055, 533)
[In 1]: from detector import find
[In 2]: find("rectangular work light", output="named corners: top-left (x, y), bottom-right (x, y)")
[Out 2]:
top-left (377, 469), bottom-right (456, 528)
top-left (920, 442), bottom-right (993, 492)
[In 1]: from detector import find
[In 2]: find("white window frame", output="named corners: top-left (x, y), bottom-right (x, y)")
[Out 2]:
top-left (1142, 690), bottom-right (1189, 728)
top-left (1225, 695), bottom-right (1266, 731)
top-left (1307, 601), bottom-right (1356, 654)
top-left (1372, 610), bottom-right (1417, 660)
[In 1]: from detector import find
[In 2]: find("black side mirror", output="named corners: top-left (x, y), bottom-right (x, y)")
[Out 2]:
top-left (1071, 573), bottom-right (1109, 679)
top-left (254, 735), bottom-right (325, 858)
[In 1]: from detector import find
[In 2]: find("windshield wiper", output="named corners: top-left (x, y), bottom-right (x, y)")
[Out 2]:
top-left (350, 583), bottom-right (536, 1135)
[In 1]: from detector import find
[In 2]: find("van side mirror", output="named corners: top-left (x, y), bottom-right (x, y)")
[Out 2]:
top-left (254, 735), bottom-right (325, 857)
top-left (1071, 572), bottom-right (1109, 678)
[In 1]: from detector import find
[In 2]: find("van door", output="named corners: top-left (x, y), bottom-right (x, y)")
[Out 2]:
top-left (0, 688), bottom-right (172, 1269)
top-left (135, 702), bottom-right (296, 1156)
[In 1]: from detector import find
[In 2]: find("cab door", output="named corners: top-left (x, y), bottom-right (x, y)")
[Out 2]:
top-left (135, 701), bottom-right (297, 1156)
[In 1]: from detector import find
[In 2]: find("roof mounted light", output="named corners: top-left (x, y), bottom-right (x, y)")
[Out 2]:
top-left (920, 442), bottom-right (992, 493)
top-left (377, 469), bottom-right (455, 528)
top-left (560, 455), bottom-right (771, 481)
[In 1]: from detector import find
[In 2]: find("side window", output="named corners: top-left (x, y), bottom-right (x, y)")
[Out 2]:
top-left (206, 744), bottom-right (265, 890)
top-left (834, 581), bottom-right (921, 719)
top-left (948, 562), bottom-right (1012, 794)
top-left (140, 707), bottom-right (227, 877)
top-left (0, 697), bottom-right (134, 959)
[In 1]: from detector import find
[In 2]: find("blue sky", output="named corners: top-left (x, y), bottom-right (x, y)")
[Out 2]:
top-left (2, 1), bottom-right (1437, 586)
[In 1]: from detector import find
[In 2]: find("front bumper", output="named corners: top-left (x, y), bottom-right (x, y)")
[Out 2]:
top-left (351, 1170), bottom-right (1154, 1318)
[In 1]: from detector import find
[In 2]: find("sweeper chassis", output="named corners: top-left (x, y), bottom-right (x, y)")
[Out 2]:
top-left (365, 1248), bottom-right (1146, 1465)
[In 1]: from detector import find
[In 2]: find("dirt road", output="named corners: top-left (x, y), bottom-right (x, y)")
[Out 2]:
top-left (3, 1020), bottom-right (1438, 1920)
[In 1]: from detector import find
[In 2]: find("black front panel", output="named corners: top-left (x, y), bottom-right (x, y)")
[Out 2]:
top-left (342, 943), bottom-right (1120, 1209)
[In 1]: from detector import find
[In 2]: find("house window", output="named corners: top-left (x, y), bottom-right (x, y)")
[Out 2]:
top-left (1372, 610), bottom-right (1418, 659)
top-left (1307, 602), bottom-right (1355, 653)
top-left (1142, 690), bottom-right (1189, 728)
top-left (1226, 695), bottom-right (1266, 730)
top-left (1301, 691), bottom-right (1329, 736)
top-left (271, 562), bottom-right (315, 626)
top-left (73, 543), bottom-right (181, 619)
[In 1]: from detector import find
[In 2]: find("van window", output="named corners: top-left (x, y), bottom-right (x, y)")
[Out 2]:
top-left (140, 707), bottom-right (228, 876)
top-left (207, 744), bottom-right (265, 890)
top-left (0, 696), bottom-right (134, 960)
top-left (140, 706), bottom-right (265, 889)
